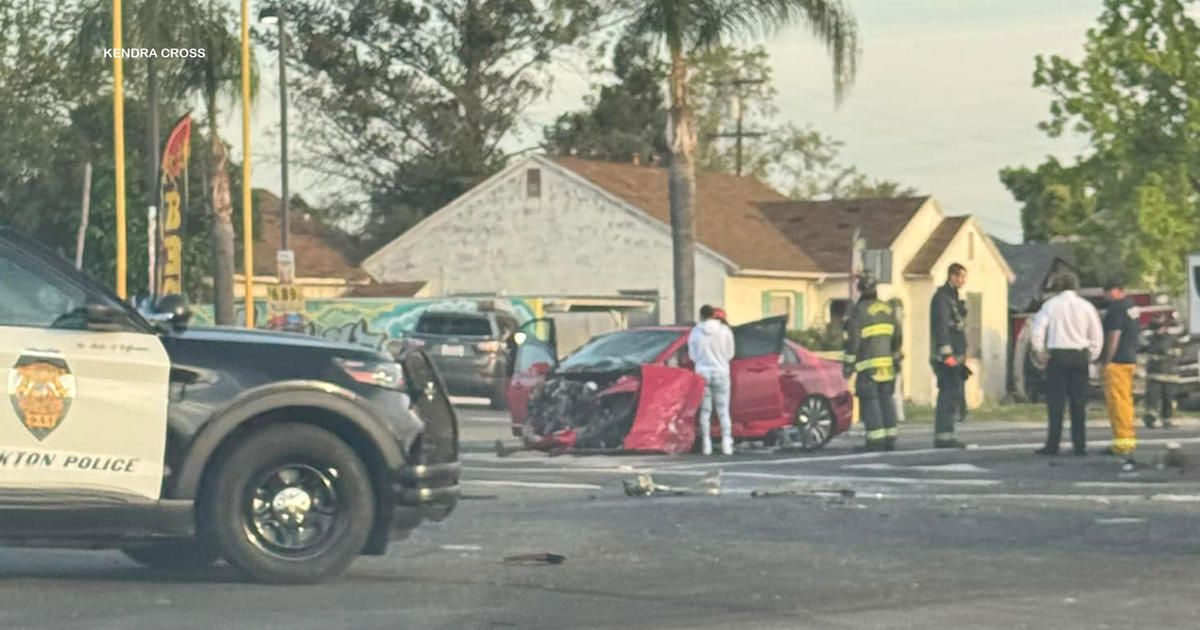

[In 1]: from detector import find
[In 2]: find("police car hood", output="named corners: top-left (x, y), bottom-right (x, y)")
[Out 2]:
top-left (175, 326), bottom-right (385, 358)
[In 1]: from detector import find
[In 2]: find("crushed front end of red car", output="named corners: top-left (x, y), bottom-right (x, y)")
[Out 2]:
top-left (521, 366), bottom-right (705, 454)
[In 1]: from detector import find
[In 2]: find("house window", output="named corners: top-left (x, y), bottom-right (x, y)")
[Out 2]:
top-left (526, 168), bottom-right (541, 198)
top-left (968, 232), bottom-right (975, 261)
top-left (828, 299), bottom-right (850, 322)
top-left (762, 291), bottom-right (804, 330)
top-left (864, 249), bottom-right (893, 284)
top-left (966, 292), bottom-right (983, 359)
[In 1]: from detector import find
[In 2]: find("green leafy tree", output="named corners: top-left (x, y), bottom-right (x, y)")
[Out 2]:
top-left (271, 0), bottom-right (603, 251)
top-left (1003, 0), bottom-right (1200, 292)
top-left (543, 34), bottom-right (669, 163)
top-left (73, 0), bottom-right (254, 322)
top-left (998, 158), bottom-right (1097, 243)
top-left (0, 2), bottom-right (247, 309)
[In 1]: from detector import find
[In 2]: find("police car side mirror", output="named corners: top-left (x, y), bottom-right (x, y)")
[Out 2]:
top-left (85, 300), bottom-right (128, 332)
top-left (148, 294), bottom-right (192, 331)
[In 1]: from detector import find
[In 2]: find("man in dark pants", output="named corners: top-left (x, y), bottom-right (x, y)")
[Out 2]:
top-left (1030, 272), bottom-right (1104, 455)
top-left (930, 263), bottom-right (969, 448)
top-left (844, 274), bottom-right (903, 451)
top-left (1144, 313), bottom-right (1182, 429)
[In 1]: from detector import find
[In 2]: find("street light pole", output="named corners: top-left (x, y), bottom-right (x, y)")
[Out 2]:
top-left (240, 0), bottom-right (255, 328)
top-left (261, 5), bottom-right (289, 252)
top-left (276, 7), bottom-right (289, 251)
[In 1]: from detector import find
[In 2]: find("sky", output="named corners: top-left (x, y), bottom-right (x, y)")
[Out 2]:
top-left (224, 0), bottom-right (1103, 244)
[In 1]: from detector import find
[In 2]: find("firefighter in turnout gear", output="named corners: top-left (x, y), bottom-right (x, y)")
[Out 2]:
top-left (844, 274), bottom-right (903, 452)
top-left (930, 263), bottom-right (969, 449)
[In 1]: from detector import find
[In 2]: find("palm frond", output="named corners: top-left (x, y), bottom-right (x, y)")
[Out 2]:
top-left (627, 0), bottom-right (859, 103)
top-left (701, 0), bottom-right (858, 102)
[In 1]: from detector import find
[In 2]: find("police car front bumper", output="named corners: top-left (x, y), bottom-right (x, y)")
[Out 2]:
top-left (395, 461), bottom-right (461, 520)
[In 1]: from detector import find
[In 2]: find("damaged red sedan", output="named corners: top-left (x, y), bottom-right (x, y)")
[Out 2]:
top-left (506, 316), bottom-right (853, 454)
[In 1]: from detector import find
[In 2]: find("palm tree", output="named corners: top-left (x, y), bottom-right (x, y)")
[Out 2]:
top-left (626, 0), bottom-right (859, 323)
top-left (74, 0), bottom-right (252, 324)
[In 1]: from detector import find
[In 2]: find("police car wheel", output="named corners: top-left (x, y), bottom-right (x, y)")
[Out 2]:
top-left (122, 541), bottom-right (218, 571)
top-left (202, 423), bottom-right (376, 585)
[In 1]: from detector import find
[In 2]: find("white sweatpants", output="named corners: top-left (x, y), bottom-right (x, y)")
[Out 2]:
top-left (698, 370), bottom-right (732, 440)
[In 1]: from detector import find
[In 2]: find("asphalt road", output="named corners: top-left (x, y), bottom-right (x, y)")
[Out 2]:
top-left (4, 407), bottom-right (1200, 629)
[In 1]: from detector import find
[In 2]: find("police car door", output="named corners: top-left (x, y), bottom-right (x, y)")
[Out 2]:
top-left (0, 238), bottom-right (171, 501)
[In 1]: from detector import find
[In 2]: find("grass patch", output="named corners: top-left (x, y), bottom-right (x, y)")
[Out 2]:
top-left (901, 402), bottom-right (1048, 424)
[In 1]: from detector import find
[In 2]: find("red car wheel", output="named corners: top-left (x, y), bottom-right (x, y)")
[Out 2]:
top-left (794, 396), bottom-right (835, 450)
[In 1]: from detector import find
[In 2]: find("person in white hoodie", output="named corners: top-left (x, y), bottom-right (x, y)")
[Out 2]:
top-left (689, 305), bottom-right (737, 455)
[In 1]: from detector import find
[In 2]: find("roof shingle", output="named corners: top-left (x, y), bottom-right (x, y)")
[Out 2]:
top-left (554, 157), bottom-right (820, 273)
top-left (758, 197), bottom-right (930, 272)
top-left (995, 239), bottom-right (1076, 311)
top-left (250, 190), bottom-right (368, 281)
top-left (904, 217), bottom-right (969, 275)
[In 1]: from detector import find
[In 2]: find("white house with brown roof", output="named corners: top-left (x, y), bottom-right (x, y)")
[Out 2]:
top-left (362, 155), bottom-right (824, 324)
top-left (363, 156), bottom-right (1013, 405)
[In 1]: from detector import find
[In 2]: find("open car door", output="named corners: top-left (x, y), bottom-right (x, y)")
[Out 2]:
top-left (729, 316), bottom-right (788, 432)
top-left (505, 318), bottom-right (557, 427)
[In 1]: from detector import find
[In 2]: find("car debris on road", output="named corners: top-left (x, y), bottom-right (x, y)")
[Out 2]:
top-left (504, 553), bottom-right (567, 566)
top-left (622, 471), bottom-right (722, 497)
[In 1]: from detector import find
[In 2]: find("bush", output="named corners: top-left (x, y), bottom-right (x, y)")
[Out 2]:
top-left (787, 324), bottom-right (843, 351)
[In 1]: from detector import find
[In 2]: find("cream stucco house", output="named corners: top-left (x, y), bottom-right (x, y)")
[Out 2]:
top-left (760, 197), bottom-right (1014, 406)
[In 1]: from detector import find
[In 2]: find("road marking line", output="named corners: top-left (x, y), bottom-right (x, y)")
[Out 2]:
top-left (462, 479), bottom-right (604, 490)
top-left (728, 472), bottom-right (1002, 487)
top-left (1074, 481), bottom-right (1200, 489)
top-left (467, 466), bottom-right (658, 475)
top-left (1146, 494), bottom-right (1200, 502)
top-left (440, 544), bottom-right (483, 551)
top-left (450, 396), bottom-right (492, 407)
top-left (843, 463), bottom-right (990, 473)
top-left (458, 416), bottom-right (514, 424)
top-left (794, 492), bottom-right (1200, 504)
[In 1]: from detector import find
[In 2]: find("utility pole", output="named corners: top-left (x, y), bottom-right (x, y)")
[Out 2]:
top-left (710, 78), bottom-right (766, 176)
top-left (260, 5), bottom-right (290, 251)
top-left (240, 0), bottom-right (255, 328)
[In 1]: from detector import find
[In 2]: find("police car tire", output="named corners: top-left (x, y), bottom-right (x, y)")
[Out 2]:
top-left (202, 423), bottom-right (375, 585)
top-left (122, 541), bottom-right (218, 571)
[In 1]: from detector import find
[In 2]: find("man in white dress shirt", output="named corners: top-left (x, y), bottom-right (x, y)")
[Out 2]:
top-left (1029, 272), bottom-right (1104, 455)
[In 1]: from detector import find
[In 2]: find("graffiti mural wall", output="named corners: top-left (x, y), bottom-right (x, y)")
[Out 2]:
top-left (192, 297), bottom-right (540, 350)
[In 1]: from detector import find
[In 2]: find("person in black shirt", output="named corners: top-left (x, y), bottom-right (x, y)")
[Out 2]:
top-left (1100, 278), bottom-right (1140, 460)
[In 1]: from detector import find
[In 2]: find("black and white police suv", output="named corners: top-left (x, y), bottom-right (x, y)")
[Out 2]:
top-left (0, 229), bottom-right (460, 583)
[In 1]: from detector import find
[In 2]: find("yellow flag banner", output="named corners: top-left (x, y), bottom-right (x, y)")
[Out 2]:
top-left (158, 115), bottom-right (192, 296)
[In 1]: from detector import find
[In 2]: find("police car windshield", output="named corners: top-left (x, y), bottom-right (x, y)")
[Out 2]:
top-left (558, 330), bottom-right (680, 372)
top-left (0, 232), bottom-right (151, 332)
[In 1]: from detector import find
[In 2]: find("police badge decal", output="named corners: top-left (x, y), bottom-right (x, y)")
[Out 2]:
top-left (8, 351), bottom-right (76, 441)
